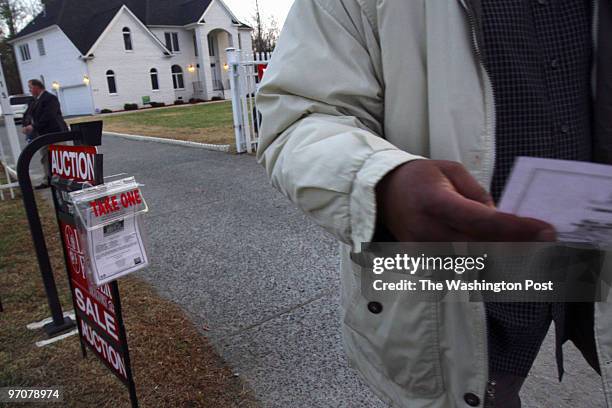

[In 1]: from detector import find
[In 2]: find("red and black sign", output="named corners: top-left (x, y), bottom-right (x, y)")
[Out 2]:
top-left (50, 145), bottom-right (138, 406)
top-left (49, 145), bottom-right (97, 183)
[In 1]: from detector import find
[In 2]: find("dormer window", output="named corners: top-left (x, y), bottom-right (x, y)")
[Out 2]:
top-left (123, 27), bottom-right (133, 51)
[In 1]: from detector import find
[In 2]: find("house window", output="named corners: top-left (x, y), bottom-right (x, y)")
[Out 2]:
top-left (164, 32), bottom-right (180, 53)
top-left (193, 34), bottom-right (198, 57)
top-left (106, 70), bottom-right (117, 94)
top-left (19, 44), bottom-right (31, 61)
top-left (123, 27), bottom-right (133, 51)
top-left (171, 65), bottom-right (184, 89)
top-left (37, 39), bottom-right (46, 56)
top-left (150, 68), bottom-right (159, 90)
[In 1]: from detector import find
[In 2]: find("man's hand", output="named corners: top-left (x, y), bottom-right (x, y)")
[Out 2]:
top-left (376, 160), bottom-right (556, 242)
top-left (22, 125), bottom-right (33, 135)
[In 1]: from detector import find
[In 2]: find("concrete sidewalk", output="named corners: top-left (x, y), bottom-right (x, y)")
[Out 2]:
top-left (100, 134), bottom-right (604, 408)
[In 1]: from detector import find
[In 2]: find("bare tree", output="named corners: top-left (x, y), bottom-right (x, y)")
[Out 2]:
top-left (0, 0), bottom-right (41, 93)
top-left (0, 0), bottom-right (41, 38)
top-left (251, 0), bottom-right (278, 53)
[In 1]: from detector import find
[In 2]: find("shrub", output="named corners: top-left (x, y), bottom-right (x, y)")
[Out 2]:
top-left (211, 96), bottom-right (224, 101)
top-left (124, 103), bottom-right (138, 111)
top-left (150, 102), bottom-right (166, 108)
top-left (100, 109), bottom-right (113, 114)
top-left (189, 98), bottom-right (205, 104)
top-left (174, 99), bottom-right (185, 105)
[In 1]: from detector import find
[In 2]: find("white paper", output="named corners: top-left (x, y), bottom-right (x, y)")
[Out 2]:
top-left (499, 157), bottom-right (612, 245)
top-left (87, 208), bottom-right (149, 286)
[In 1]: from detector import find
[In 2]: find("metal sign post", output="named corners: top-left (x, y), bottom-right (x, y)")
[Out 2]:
top-left (16, 129), bottom-right (100, 336)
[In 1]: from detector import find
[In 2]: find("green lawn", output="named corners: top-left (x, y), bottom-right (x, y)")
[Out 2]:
top-left (69, 101), bottom-right (236, 147)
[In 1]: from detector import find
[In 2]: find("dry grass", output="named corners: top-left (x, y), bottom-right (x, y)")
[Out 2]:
top-left (102, 124), bottom-right (235, 146)
top-left (68, 102), bottom-right (236, 147)
top-left (0, 167), bottom-right (259, 407)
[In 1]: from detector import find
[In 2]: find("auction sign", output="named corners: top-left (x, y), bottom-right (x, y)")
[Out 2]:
top-left (49, 144), bottom-right (138, 407)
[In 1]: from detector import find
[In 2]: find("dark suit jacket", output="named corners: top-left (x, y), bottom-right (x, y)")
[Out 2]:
top-left (24, 91), bottom-right (68, 137)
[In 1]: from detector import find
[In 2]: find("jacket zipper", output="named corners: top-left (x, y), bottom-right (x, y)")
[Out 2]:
top-left (459, 1), bottom-right (497, 405)
top-left (463, 3), bottom-right (497, 191)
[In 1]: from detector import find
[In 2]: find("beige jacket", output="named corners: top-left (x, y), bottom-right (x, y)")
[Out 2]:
top-left (256, 0), bottom-right (612, 406)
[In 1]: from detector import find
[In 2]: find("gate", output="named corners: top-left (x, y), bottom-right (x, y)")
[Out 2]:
top-left (227, 48), bottom-right (271, 154)
top-left (0, 55), bottom-right (22, 200)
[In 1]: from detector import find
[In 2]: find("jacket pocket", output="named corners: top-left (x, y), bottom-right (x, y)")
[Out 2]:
top-left (343, 287), bottom-right (444, 397)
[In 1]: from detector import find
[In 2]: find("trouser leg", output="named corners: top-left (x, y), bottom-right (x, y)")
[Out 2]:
top-left (485, 372), bottom-right (527, 408)
top-left (39, 145), bottom-right (50, 182)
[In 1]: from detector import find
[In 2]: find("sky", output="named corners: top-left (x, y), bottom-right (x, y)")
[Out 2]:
top-left (224, 0), bottom-right (295, 29)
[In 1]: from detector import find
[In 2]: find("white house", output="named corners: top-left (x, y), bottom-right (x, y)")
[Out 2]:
top-left (10, 0), bottom-right (253, 116)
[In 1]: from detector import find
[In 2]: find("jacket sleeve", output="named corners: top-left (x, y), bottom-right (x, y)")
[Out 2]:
top-left (22, 103), bottom-right (33, 126)
top-left (33, 94), bottom-right (60, 133)
top-left (256, 0), bottom-right (423, 249)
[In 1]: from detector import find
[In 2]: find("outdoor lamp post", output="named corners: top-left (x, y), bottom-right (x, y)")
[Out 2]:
top-left (83, 75), bottom-right (90, 85)
top-left (187, 64), bottom-right (196, 73)
top-left (52, 81), bottom-right (60, 91)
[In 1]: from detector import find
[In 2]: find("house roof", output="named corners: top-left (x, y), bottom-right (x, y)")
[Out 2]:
top-left (12, 0), bottom-right (238, 55)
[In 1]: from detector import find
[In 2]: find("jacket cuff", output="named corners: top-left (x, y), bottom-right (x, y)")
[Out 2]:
top-left (350, 149), bottom-right (424, 251)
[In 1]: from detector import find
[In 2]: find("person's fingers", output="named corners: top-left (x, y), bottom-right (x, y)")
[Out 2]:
top-left (414, 219), bottom-right (475, 242)
top-left (391, 214), bottom-right (474, 242)
top-left (437, 161), bottom-right (495, 207)
top-left (427, 189), bottom-right (556, 241)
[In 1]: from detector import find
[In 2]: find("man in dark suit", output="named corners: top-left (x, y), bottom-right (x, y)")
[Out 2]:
top-left (22, 79), bottom-right (68, 187)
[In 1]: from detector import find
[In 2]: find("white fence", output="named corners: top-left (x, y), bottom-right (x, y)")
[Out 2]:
top-left (0, 57), bottom-right (21, 200)
top-left (227, 48), bottom-right (271, 154)
top-left (0, 119), bottom-right (19, 200)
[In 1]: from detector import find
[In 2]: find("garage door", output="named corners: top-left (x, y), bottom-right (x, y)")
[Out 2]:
top-left (60, 85), bottom-right (93, 116)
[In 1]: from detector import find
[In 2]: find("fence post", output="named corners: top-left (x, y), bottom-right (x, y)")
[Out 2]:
top-left (0, 54), bottom-right (22, 170)
top-left (0, 125), bottom-right (15, 200)
top-left (227, 48), bottom-right (247, 154)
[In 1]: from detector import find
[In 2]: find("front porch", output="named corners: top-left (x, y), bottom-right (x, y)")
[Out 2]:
top-left (190, 26), bottom-right (237, 101)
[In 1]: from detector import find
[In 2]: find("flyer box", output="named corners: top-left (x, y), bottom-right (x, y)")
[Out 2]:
top-left (69, 177), bottom-right (149, 286)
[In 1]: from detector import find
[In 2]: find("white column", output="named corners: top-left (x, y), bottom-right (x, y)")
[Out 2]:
top-left (219, 32), bottom-right (233, 91)
top-left (195, 26), bottom-right (214, 100)
top-left (227, 48), bottom-right (246, 153)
